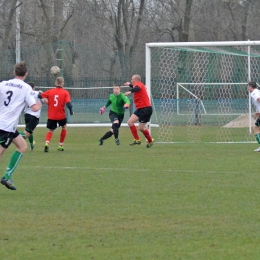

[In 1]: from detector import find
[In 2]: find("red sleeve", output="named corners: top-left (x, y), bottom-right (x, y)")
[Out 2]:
top-left (41, 90), bottom-right (49, 99)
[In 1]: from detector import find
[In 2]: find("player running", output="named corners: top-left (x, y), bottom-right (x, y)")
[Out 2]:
top-left (248, 81), bottom-right (260, 152)
top-left (0, 62), bottom-right (42, 190)
top-left (124, 74), bottom-right (154, 148)
top-left (99, 85), bottom-right (130, 145)
top-left (19, 82), bottom-right (46, 150)
top-left (38, 77), bottom-right (74, 152)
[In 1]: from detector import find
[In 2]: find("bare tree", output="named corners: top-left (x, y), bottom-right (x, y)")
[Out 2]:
top-left (2, 0), bottom-right (260, 82)
top-left (17, 0), bottom-right (75, 77)
top-left (179, 0), bottom-right (193, 41)
top-left (37, 0), bottom-right (74, 43)
top-left (1, 0), bottom-right (20, 49)
top-left (147, 0), bottom-right (195, 42)
top-left (191, 0), bottom-right (260, 41)
top-left (234, 0), bottom-right (254, 41)
top-left (84, 0), bottom-right (147, 79)
top-left (0, 0), bottom-right (21, 75)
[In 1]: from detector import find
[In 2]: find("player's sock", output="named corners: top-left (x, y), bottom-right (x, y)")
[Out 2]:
top-left (28, 134), bottom-right (34, 148)
top-left (19, 131), bottom-right (26, 139)
top-left (130, 125), bottom-right (140, 140)
top-left (112, 123), bottom-right (119, 139)
top-left (142, 129), bottom-right (153, 143)
top-left (4, 150), bottom-right (23, 180)
top-left (46, 131), bottom-right (53, 144)
top-left (101, 131), bottom-right (113, 140)
top-left (255, 133), bottom-right (260, 144)
top-left (60, 129), bottom-right (67, 144)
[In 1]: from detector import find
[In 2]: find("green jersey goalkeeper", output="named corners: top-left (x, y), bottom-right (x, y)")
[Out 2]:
top-left (99, 85), bottom-right (130, 145)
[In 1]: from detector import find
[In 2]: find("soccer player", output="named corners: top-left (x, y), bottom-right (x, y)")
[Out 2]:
top-left (19, 82), bottom-right (46, 150)
top-left (99, 85), bottom-right (130, 145)
top-left (0, 62), bottom-right (42, 190)
top-left (248, 81), bottom-right (260, 152)
top-left (124, 74), bottom-right (154, 148)
top-left (39, 77), bottom-right (74, 152)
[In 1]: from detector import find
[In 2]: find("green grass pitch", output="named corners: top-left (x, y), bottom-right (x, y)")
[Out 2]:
top-left (1, 127), bottom-right (260, 260)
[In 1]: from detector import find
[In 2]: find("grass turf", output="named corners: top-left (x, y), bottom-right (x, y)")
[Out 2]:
top-left (1, 127), bottom-right (260, 260)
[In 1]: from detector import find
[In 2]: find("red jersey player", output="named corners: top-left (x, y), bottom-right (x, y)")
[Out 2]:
top-left (124, 74), bottom-right (154, 148)
top-left (39, 77), bottom-right (73, 152)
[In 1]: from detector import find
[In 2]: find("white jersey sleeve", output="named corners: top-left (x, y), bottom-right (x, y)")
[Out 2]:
top-left (251, 89), bottom-right (260, 112)
top-left (0, 79), bottom-right (36, 132)
top-left (24, 90), bottom-right (42, 118)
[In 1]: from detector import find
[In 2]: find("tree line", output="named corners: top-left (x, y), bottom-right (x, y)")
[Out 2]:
top-left (0, 0), bottom-right (259, 83)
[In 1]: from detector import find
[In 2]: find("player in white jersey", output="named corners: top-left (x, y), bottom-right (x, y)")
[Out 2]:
top-left (0, 62), bottom-right (42, 190)
top-left (248, 81), bottom-right (260, 152)
top-left (19, 82), bottom-right (45, 150)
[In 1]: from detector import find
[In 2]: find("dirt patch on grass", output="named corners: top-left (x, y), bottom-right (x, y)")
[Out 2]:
top-left (223, 114), bottom-right (255, 128)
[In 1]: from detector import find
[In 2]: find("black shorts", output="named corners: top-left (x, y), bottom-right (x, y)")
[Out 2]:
top-left (47, 118), bottom-right (67, 130)
top-left (109, 111), bottom-right (124, 127)
top-left (255, 117), bottom-right (260, 127)
top-left (0, 130), bottom-right (19, 149)
top-left (24, 114), bottom-right (40, 134)
top-left (134, 106), bottom-right (153, 123)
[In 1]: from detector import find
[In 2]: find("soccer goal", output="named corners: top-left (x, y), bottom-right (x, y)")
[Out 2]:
top-left (146, 40), bottom-right (260, 143)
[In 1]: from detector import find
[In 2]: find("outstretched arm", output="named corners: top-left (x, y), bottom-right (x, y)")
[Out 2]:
top-left (124, 85), bottom-right (140, 96)
top-left (99, 99), bottom-right (111, 114)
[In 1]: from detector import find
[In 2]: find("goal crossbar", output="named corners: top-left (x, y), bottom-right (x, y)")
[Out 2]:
top-left (145, 40), bottom-right (260, 143)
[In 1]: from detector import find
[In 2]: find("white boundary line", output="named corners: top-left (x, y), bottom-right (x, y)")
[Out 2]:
top-left (17, 165), bottom-right (245, 174)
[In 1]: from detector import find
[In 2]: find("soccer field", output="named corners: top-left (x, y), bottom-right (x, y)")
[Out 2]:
top-left (1, 127), bottom-right (260, 260)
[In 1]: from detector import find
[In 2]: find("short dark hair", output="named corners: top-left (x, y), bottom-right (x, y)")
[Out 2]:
top-left (248, 81), bottom-right (257, 89)
top-left (14, 61), bottom-right (28, 77)
top-left (27, 82), bottom-right (35, 89)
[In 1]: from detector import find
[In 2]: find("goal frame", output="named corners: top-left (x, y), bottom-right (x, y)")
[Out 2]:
top-left (145, 40), bottom-right (260, 140)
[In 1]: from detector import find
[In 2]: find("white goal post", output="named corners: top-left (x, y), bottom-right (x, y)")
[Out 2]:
top-left (145, 41), bottom-right (260, 143)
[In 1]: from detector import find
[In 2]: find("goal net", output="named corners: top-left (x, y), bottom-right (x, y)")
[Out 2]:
top-left (146, 41), bottom-right (260, 143)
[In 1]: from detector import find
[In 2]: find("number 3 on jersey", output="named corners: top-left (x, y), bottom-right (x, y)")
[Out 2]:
top-left (4, 91), bottom-right (13, 106)
top-left (54, 95), bottom-right (59, 106)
